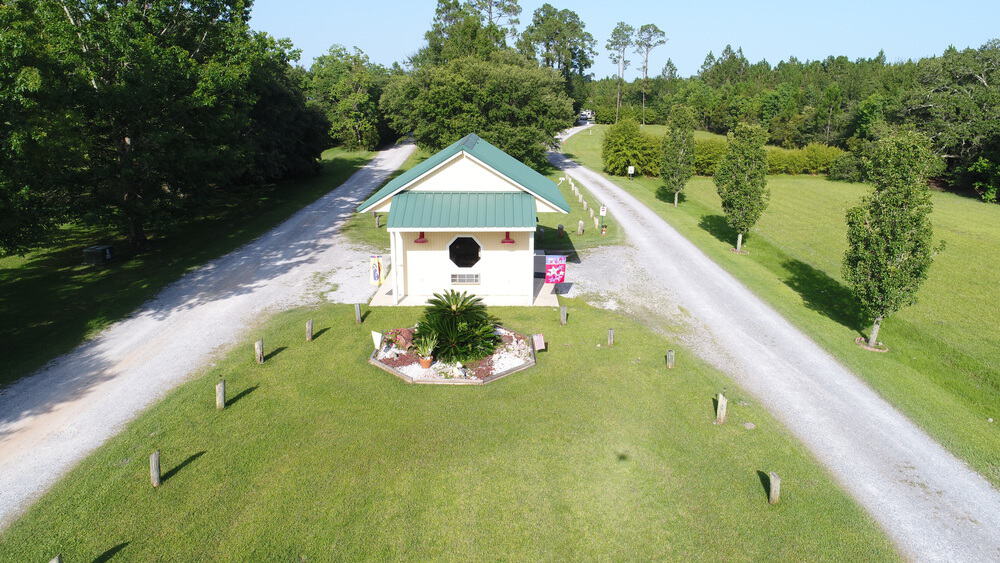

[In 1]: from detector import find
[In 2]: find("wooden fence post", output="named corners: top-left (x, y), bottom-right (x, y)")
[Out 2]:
top-left (768, 472), bottom-right (781, 504)
top-left (594, 216), bottom-right (600, 229)
top-left (715, 393), bottom-right (728, 424)
top-left (354, 303), bottom-right (362, 324)
top-left (216, 380), bottom-right (226, 410)
top-left (560, 306), bottom-right (567, 326)
top-left (557, 224), bottom-right (565, 237)
top-left (666, 349), bottom-right (675, 369)
top-left (254, 339), bottom-right (264, 364)
top-left (582, 200), bottom-right (588, 211)
top-left (608, 328), bottom-right (614, 346)
top-left (375, 214), bottom-right (381, 228)
top-left (577, 220), bottom-right (584, 235)
top-left (49, 556), bottom-right (62, 563)
top-left (150, 451), bottom-right (161, 488)
top-left (306, 319), bottom-right (313, 342)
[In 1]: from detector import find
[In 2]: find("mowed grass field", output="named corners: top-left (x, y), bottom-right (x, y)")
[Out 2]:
top-left (0, 302), bottom-right (896, 561)
top-left (563, 125), bottom-right (1000, 486)
top-left (0, 147), bottom-right (375, 388)
top-left (342, 149), bottom-right (624, 256)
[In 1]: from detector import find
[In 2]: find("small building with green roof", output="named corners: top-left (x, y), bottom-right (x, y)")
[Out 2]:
top-left (357, 134), bottom-right (569, 306)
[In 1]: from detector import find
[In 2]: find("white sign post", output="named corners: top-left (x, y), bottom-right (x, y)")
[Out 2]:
top-left (599, 205), bottom-right (607, 217)
top-left (627, 165), bottom-right (635, 179)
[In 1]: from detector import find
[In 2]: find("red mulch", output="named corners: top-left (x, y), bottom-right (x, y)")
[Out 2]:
top-left (385, 327), bottom-right (415, 351)
top-left (464, 356), bottom-right (494, 379)
top-left (381, 352), bottom-right (419, 368)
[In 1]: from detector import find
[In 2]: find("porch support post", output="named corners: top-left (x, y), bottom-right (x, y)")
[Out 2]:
top-left (528, 231), bottom-right (536, 305)
top-left (391, 231), bottom-right (401, 305)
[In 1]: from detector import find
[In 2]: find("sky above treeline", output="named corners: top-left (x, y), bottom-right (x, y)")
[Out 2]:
top-left (250, 0), bottom-right (1000, 78)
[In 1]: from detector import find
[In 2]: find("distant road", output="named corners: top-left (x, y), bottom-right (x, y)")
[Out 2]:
top-left (553, 124), bottom-right (1000, 562)
top-left (0, 142), bottom-right (416, 529)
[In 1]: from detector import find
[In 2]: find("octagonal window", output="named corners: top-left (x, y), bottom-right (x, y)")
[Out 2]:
top-left (449, 237), bottom-right (481, 268)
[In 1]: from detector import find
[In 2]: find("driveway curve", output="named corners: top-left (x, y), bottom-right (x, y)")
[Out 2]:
top-left (0, 142), bottom-right (415, 528)
top-left (552, 125), bottom-right (1000, 562)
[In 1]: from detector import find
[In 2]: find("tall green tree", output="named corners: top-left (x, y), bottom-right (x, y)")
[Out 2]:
top-left (413, 0), bottom-right (506, 67)
top-left (714, 123), bottom-right (769, 252)
top-left (605, 22), bottom-right (634, 123)
top-left (37, 0), bottom-right (261, 247)
top-left (465, 0), bottom-right (521, 37)
top-left (307, 46), bottom-right (386, 150)
top-left (843, 132), bottom-right (939, 347)
top-left (660, 105), bottom-right (696, 206)
top-left (634, 23), bottom-right (667, 124)
top-left (381, 55), bottom-right (574, 168)
top-left (517, 3), bottom-right (595, 110)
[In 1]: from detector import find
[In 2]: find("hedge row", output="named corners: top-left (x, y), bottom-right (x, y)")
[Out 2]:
top-left (692, 139), bottom-right (845, 176)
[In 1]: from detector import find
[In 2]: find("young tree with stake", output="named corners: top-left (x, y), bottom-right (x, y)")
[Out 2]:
top-left (714, 123), bottom-right (769, 252)
top-left (660, 104), bottom-right (696, 207)
top-left (634, 24), bottom-right (666, 125)
top-left (605, 22), bottom-right (634, 123)
top-left (843, 132), bottom-right (940, 348)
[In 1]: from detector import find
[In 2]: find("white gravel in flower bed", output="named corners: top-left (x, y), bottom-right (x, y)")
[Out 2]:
top-left (374, 326), bottom-right (533, 383)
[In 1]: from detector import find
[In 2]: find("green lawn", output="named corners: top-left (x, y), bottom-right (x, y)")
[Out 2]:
top-left (342, 150), bottom-right (624, 257)
top-left (0, 147), bottom-right (375, 388)
top-left (564, 125), bottom-right (1000, 487)
top-left (0, 301), bottom-right (896, 561)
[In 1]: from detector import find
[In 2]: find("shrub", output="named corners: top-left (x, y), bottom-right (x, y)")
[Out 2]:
top-left (801, 143), bottom-right (845, 174)
top-left (766, 147), bottom-right (807, 174)
top-left (415, 290), bottom-right (499, 363)
top-left (693, 138), bottom-right (728, 175)
top-left (828, 153), bottom-right (866, 182)
top-left (602, 119), bottom-right (660, 176)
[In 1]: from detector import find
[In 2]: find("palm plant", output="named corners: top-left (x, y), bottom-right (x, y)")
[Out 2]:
top-left (416, 290), bottom-right (498, 363)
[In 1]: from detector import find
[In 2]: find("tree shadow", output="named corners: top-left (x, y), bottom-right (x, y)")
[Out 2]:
top-left (312, 327), bottom-right (330, 340)
top-left (161, 451), bottom-right (206, 483)
top-left (756, 470), bottom-right (771, 501)
top-left (698, 215), bottom-right (736, 246)
top-left (781, 259), bottom-right (865, 333)
top-left (263, 346), bottom-right (287, 362)
top-left (360, 309), bottom-right (371, 322)
top-left (655, 186), bottom-right (688, 205)
top-left (226, 385), bottom-right (258, 407)
top-left (93, 541), bottom-right (130, 562)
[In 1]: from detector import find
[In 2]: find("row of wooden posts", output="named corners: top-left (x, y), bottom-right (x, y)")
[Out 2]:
top-left (558, 304), bottom-right (781, 504)
top-left (144, 303), bottom-right (779, 506)
top-left (557, 176), bottom-right (603, 236)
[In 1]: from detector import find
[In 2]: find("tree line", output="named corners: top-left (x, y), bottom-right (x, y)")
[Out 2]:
top-left (590, 41), bottom-right (1000, 201)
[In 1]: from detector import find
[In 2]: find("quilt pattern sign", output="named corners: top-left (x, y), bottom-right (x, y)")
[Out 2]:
top-left (544, 255), bottom-right (567, 284)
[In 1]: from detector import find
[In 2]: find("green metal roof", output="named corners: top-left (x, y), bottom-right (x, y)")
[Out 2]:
top-left (386, 191), bottom-right (536, 229)
top-left (356, 133), bottom-right (570, 213)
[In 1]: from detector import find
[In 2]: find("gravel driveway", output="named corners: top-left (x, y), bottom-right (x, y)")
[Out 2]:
top-left (0, 142), bottom-right (415, 528)
top-left (552, 125), bottom-right (1000, 561)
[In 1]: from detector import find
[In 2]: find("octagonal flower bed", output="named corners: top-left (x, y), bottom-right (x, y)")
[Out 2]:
top-left (368, 290), bottom-right (536, 385)
top-left (369, 325), bottom-right (535, 385)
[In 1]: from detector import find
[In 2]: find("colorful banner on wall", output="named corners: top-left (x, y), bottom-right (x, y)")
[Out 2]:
top-left (544, 255), bottom-right (567, 284)
top-left (369, 255), bottom-right (384, 286)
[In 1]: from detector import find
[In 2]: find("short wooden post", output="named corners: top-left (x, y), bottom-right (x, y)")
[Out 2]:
top-left (594, 216), bottom-right (599, 229)
top-left (557, 224), bottom-right (565, 237)
top-left (560, 306), bottom-right (567, 326)
top-left (576, 220), bottom-right (584, 235)
top-left (582, 200), bottom-right (588, 211)
top-left (608, 328), bottom-right (614, 346)
top-left (768, 472), bottom-right (781, 504)
top-left (150, 451), bottom-right (161, 488)
top-left (666, 349), bottom-right (675, 369)
top-left (375, 214), bottom-right (381, 228)
top-left (589, 208), bottom-right (594, 218)
top-left (216, 379), bottom-right (226, 410)
top-left (254, 339), bottom-right (264, 364)
top-left (354, 303), bottom-right (362, 324)
top-left (715, 393), bottom-right (728, 424)
top-left (49, 556), bottom-right (62, 563)
top-left (306, 319), bottom-right (313, 342)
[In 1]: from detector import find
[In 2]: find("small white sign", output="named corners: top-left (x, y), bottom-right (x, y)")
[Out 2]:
top-left (627, 165), bottom-right (635, 175)
top-left (599, 206), bottom-right (607, 217)
top-left (371, 331), bottom-right (383, 350)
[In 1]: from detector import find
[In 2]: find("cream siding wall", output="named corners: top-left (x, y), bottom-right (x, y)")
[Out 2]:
top-left (399, 230), bottom-right (534, 304)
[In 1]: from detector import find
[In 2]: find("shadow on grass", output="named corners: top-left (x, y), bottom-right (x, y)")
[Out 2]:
top-left (312, 327), bottom-right (330, 340)
top-left (263, 347), bottom-right (287, 362)
top-left (535, 227), bottom-right (581, 263)
top-left (162, 451), bottom-right (206, 483)
top-left (226, 385), bottom-right (259, 408)
top-left (781, 259), bottom-right (865, 334)
top-left (698, 215), bottom-right (736, 246)
top-left (756, 470), bottom-right (771, 501)
top-left (655, 186), bottom-right (688, 205)
top-left (93, 541), bottom-right (130, 562)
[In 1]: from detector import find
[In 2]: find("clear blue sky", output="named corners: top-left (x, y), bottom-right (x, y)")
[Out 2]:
top-left (250, 0), bottom-right (1000, 78)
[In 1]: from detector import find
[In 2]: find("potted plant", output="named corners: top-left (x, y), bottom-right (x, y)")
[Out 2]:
top-left (414, 334), bottom-right (437, 369)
